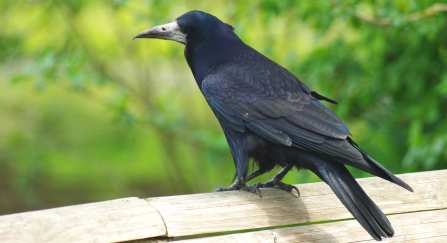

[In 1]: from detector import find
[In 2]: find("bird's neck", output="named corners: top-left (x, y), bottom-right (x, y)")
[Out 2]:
top-left (184, 31), bottom-right (243, 89)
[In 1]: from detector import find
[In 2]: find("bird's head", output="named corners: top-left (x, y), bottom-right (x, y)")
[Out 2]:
top-left (133, 11), bottom-right (235, 45)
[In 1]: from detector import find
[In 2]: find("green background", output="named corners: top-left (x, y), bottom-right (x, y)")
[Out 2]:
top-left (1, 0), bottom-right (446, 215)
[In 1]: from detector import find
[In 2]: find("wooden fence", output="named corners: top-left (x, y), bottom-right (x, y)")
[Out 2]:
top-left (1, 170), bottom-right (446, 242)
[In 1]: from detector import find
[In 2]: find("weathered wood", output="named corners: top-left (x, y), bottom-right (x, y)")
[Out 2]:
top-left (0, 197), bottom-right (166, 243)
top-left (0, 170), bottom-right (446, 243)
top-left (174, 209), bottom-right (447, 243)
top-left (147, 170), bottom-right (447, 237)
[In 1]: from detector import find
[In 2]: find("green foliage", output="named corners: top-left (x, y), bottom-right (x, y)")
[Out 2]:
top-left (0, 0), bottom-right (446, 214)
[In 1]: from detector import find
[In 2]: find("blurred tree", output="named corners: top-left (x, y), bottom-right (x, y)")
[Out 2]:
top-left (293, 1), bottom-right (447, 173)
top-left (0, 0), bottom-right (446, 215)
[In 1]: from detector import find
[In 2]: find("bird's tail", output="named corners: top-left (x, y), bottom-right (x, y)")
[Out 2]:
top-left (311, 158), bottom-right (394, 241)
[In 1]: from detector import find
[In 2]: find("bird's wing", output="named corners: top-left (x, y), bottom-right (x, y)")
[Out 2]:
top-left (201, 63), bottom-right (371, 165)
top-left (202, 62), bottom-right (350, 137)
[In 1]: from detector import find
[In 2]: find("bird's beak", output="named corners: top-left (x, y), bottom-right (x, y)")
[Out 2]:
top-left (133, 21), bottom-right (186, 44)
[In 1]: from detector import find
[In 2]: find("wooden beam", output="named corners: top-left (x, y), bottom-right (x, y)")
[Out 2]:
top-left (174, 209), bottom-right (447, 243)
top-left (0, 170), bottom-right (446, 243)
top-left (147, 170), bottom-right (447, 237)
top-left (0, 197), bottom-right (166, 243)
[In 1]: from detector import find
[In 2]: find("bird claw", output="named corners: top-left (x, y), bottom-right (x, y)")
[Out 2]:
top-left (214, 185), bottom-right (238, 192)
top-left (215, 181), bottom-right (263, 197)
top-left (214, 178), bottom-right (240, 192)
top-left (252, 179), bottom-right (300, 197)
top-left (240, 184), bottom-right (263, 198)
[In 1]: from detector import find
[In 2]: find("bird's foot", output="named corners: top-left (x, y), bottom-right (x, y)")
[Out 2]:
top-left (240, 184), bottom-right (262, 197)
top-left (215, 180), bottom-right (262, 197)
top-left (252, 178), bottom-right (300, 197)
top-left (214, 184), bottom-right (238, 192)
top-left (214, 178), bottom-right (240, 192)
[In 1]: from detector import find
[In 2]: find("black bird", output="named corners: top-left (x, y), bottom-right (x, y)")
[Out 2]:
top-left (134, 11), bottom-right (413, 241)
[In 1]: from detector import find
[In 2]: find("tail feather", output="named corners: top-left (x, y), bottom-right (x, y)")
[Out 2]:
top-left (347, 137), bottom-right (413, 192)
top-left (313, 158), bottom-right (394, 241)
top-left (363, 154), bottom-right (413, 192)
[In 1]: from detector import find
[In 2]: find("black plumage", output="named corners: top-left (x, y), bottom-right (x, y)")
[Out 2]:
top-left (134, 11), bottom-right (413, 241)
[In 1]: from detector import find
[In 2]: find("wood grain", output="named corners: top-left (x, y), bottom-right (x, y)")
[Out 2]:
top-left (0, 197), bottom-right (166, 243)
top-left (174, 209), bottom-right (447, 243)
top-left (0, 170), bottom-right (446, 243)
top-left (147, 170), bottom-right (447, 237)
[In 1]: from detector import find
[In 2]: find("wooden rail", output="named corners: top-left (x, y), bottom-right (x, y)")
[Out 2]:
top-left (1, 170), bottom-right (446, 242)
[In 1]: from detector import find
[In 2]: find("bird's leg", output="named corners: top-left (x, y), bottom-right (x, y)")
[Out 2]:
top-left (213, 123), bottom-right (266, 196)
top-left (252, 164), bottom-right (300, 197)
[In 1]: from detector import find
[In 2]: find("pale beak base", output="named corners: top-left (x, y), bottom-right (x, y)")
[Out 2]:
top-left (133, 21), bottom-right (186, 44)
